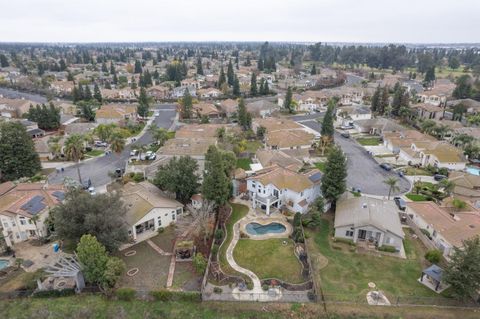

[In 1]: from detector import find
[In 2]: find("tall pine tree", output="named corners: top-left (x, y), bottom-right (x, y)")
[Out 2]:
top-left (321, 146), bottom-right (347, 205)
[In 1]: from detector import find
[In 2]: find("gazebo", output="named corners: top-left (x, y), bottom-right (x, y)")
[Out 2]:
top-left (419, 264), bottom-right (448, 293)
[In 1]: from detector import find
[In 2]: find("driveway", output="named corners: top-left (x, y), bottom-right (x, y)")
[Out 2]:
top-left (48, 104), bottom-right (177, 188)
top-left (299, 119), bottom-right (411, 197)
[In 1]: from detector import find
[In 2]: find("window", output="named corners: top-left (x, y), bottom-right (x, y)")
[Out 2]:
top-left (3, 222), bottom-right (8, 228)
top-left (172, 212), bottom-right (176, 220)
top-left (19, 217), bottom-right (26, 226)
top-left (300, 192), bottom-right (304, 197)
top-left (157, 217), bottom-right (162, 226)
top-left (345, 230), bottom-right (354, 237)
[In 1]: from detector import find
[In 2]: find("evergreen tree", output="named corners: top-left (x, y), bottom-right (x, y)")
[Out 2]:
top-left (137, 87), bottom-right (149, 118)
top-left (424, 66), bottom-right (436, 85)
top-left (84, 85), bottom-right (93, 100)
top-left (181, 89), bottom-right (193, 119)
top-left (202, 146), bottom-right (231, 206)
top-left (59, 59), bottom-right (67, 71)
top-left (250, 72), bottom-right (257, 96)
top-left (93, 83), bottom-right (102, 103)
top-left (131, 76), bottom-right (137, 89)
top-left (237, 98), bottom-right (251, 130)
top-left (259, 78), bottom-right (265, 95)
top-left (0, 122), bottom-right (41, 182)
top-left (218, 67), bottom-right (226, 88)
top-left (77, 84), bottom-right (84, 100)
top-left (196, 57), bottom-right (204, 75)
top-left (110, 62), bottom-right (116, 75)
top-left (283, 86), bottom-right (294, 113)
top-left (321, 101), bottom-right (335, 138)
top-left (263, 81), bottom-right (270, 95)
top-left (134, 60), bottom-right (143, 74)
top-left (379, 86), bottom-right (389, 115)
top-left (371, 86), bottom-right (380, 114)
top-left (311, 64), bottom-right (317, 75)
top-left (232, 75), bottom-right (240, 97)
top-left (227, 59), bottom-right (235, 86)
top-left (321, 146), bottom-right (347, 204)
top-left (112, 73), bottom-right (118, 85)
top-left (0, 54), bottom-right (9, 67)
top-left (101, 62), bottom-right (108, 73)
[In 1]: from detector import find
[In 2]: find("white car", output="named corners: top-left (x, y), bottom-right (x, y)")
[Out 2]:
top-left (88, 186), bottom-right (96, 195)
top-left (130, 150), bottom-right (139, 157)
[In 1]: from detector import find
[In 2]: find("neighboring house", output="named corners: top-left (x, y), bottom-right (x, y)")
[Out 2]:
top-left (17, 119), bottom-right (45, 138)
top-left (446, 98), bottom-right (480, 117)
top-left (406, 201), bottom-right (480, 258)
top-left (412, 141), bottom-right (467, 170)
top-left (383, 130), bottom-right (436, 165)
top-left (171, 85), bottom-right (197, 99)
top-left (0, 182), bottom-right (65, 247)
top-left (334, 197), bottom-right (404, 251)
top-left (122, 181), bottom-right (183, 242)
top-left (34, 137), bottom-right (55, 160)
top-left (197, 88), bottom-right (221, 99)
top-left (265, 129), bottom-right (315, 150)
top-left (412, 103), bottom-right (444, 120)
top-left (354, 118), bottom-right (406, 135)
top-left (190, 194), bottom-right (203, 209)
top-left (0, 97), bottom-right (34, 118)
top-left (50, 80), bottom-right (75, 94)
top-left (247, 165), bottom-right (323, 214)
top-left (101, 88), bottom-right (137, 100)
top-left (175, 124), bottom-right (238, 139)
top-left (246, 100), bottom-right (279, 118)
top-left (192, 102), bottom-right (221, 119)
top-left (64, 122), bottom-right (98, 136)
top-left (147, 85), bottom-right (171, 100)
top-left (253, 149), bottom-right (304, 172)
top-left (417, 80), bottom-right (455, 107)
top-left (336, 104), bottom-right (372, 125)
top-left (95, 104), bottom-right (137, 125)
top-left (219, 99), bottom-right (238, 117)
top-left (449, 172), bottom-right (480, 207)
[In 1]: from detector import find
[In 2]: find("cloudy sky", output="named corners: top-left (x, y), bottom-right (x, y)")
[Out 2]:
top-left (0, 0), bottom-right (478, 43)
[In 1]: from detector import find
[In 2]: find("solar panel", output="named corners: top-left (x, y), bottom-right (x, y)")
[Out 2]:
top-left (309, 172), bottom-right (323, 183)
top-left (20, 195), bottom-right (46, 215)
top-left (52, 191), bottom-right (65, 201)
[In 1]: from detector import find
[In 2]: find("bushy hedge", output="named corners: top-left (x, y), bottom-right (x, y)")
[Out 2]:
top-left (32, 288), bottom-right (76, 298)
top-left (425, 249), bottom-right (442, 264)
top-left (150, 290), bottom-right (201, 302)
top-left (378, 245), bottom-right (397, 253)
top-left (333, 237), bottom-right (356, 246)
top-left (115, 287), bottom-right (136, 301)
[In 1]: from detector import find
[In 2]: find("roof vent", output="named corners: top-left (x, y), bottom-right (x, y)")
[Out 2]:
top-left (469, 224), bottom-right (475, 229)
top-left (362, 203), bottom-right (368, 209)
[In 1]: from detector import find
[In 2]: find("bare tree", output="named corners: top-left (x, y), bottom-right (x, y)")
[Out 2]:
top-left (186, 199), bottom-right (216, 246)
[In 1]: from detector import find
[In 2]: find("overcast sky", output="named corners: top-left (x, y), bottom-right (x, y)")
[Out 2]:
top-left (0, 0), bottom-right (478, 43)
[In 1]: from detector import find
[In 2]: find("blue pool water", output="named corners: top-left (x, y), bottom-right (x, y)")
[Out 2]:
top-left (246, 222), bottom-right (286, 235)
top-left (0, 259), bottom-right (9, 270)
top-left (466, 166), bottom-right (480, 176)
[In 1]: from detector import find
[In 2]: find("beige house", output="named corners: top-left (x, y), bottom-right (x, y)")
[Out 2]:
top-left (96, 104), bottom-right (137, 125)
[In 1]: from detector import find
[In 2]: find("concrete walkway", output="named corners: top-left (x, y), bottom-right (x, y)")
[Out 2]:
top-left (147, 239), bottom-right (172, 256)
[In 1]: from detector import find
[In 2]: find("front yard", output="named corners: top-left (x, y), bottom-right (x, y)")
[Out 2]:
top-left (233, 238), bottom-right (305, 284)
top-left (355, 137), bottom-right (382, 146)
top-left (306, 216), bottom-right (443, 299)
top-left (236, 158), bottom-right (252, 170)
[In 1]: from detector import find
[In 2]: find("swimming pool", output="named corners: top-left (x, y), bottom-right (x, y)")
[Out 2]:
top-left (466, 166), bottom-right (480, 176)
top-left (245, 222), bottom-right (287, 236)
top-left (0, 259), bottom-right (9, 270)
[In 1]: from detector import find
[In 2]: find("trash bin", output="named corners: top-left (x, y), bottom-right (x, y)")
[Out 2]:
top-left (53, 243), bottom-right (59, 253)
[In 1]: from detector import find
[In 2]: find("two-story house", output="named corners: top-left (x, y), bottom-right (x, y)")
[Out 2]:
top-left (246, 165), bottom-right (323, 215)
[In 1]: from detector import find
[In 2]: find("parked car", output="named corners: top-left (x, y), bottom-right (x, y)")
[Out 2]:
top-left (130, 149), bottom-right (139, 157)
top-left (94, 141), bottom-right (108, 147)
top-left (114, 168), bottom-right (124, 178)
top-left (341, 132), bottom-right (350, 138)
top-left (88, 186), bottom-right (96, 196)
top-left (379, 163), bottom-right (392, 171)
top-left (340, 125), bottom-right (354, 130)
top-left (394, 196), bottom-right (406, 211)
top-left (434, 174), bottom-right (447, 181)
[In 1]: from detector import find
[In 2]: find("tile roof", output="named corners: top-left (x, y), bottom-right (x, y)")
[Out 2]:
top-left (248, 165), bottom-right (319, 193)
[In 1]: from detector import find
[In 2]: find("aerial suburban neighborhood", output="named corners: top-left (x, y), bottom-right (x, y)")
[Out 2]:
top-left (0, 1), bottom-right (480, 318)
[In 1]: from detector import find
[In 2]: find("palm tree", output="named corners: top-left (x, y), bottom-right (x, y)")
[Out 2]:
top-left (30, 214), bottom-right (40, 238)
top-left (152, 128), bottom-right (168, 147)
top-left (420, 119), bottom-right (437, 135)
top-left (440, 179), bottom-right (455, 197)
top-left (384, 177), bottom-right (400, 200)
top-left (64, 134), bottom-right (85, 184)
top-left (434, 124), bottom-right (451, 140)
top-left (452, 134), bottom-right (474, 149)
top-left (109, 133), bottom-right (125, 154)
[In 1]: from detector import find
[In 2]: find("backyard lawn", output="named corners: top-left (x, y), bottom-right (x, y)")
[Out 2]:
top-left (236, 158), bottom-right (252, 170)
top-left (305, 217), bottom-right (441, 299)
top-left (406, 193), bottom-right (431, 201)
top-left (172, 262), bottom-right (201, 291)
top-left (85, 149), bottom-right (104, 157)
top-left (245, 140), bottom-right (263, 153)
top-left (233, 238), bottom-right (304, 284)
top-left (402, 167), bottom-right (434, 176)
top-left (314, 162), bottom-right (326, 172)
top-left (218, 203), bottom-right (250, 281)
top-left (355, 137), bottom-right (382, 146)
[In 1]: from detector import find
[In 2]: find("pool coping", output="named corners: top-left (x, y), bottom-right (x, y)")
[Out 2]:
top-left (239, 217), bottom-right (292, 241)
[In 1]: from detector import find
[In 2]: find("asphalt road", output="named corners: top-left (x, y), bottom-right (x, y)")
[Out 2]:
top-left (48, 104), bottom-right (177, 187)
top-left (0, 87), bottom-right (49, 103)
top-left (297, 117), bottom-right (411, 197)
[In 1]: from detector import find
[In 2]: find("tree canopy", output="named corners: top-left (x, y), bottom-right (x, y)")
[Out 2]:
top-left (321, 146), bottom-right (347, 203)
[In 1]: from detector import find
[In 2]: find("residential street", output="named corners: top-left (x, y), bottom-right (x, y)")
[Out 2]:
top-left (295, 116), bottom-right (411, 197)
top-left (48, 104), bottom-right (177, 188)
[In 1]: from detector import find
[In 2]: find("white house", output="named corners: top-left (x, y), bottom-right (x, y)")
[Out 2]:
top-left (334, 197), bottom-right (404, 251)
top-left (246, 165), bottom-right (323, 215)
top-left (122, 182), bottom-right (183, 242)
top-left (0, 182), bottom-right (65, 247)
top-left (406, 201), bottom-right (480, 258)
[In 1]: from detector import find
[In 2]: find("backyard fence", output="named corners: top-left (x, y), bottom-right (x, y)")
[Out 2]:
top-left (404, 214), bottom-right (437, 251)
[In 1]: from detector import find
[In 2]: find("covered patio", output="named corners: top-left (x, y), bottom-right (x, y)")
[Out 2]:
top-left (418, 264), bottom-right (449, 293)
top-left (251, 193), bottom-right (279, 216)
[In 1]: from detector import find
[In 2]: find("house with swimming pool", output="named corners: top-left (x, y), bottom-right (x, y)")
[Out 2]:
top-left (246, 165), bottom-right (323, 215)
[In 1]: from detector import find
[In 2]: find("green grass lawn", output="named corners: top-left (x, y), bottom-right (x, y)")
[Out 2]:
top-left (356, 137), bottom-right (382, 146)
top-left (218, 203), bottom-right (250, 283)
top-left (403, 167), bottom-right (434, 176)
top-left (167, 131), bottom-right (176, 139)
top-left (245, 140), bottom-right (263, 153)
top-left (236, 158), bottom-right (252, 170)
top-left (85, 149), bottom-right (104, 157)
top-left (314, 162), bottom-right (326, 172)
top-left (305, 217), bottom-right (441, 299)
top-left (406, 193), bottom-right (431, 201)
top-left (233, 238), bottom-right (305, 284)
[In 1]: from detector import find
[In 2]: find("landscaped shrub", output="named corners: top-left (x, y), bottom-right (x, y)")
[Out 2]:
top-left (293, 212), bottom-right (302, 227)
top-left (332, 245), bottom-right (342, 250)
top-left (115, 287), bottom-right (136, 301)
top-left (246, 282), bottom-right (254, 290)
top-left (150, 290), bottom-right (201, 302)
top-left (262, 284), bottom-right (269, 291)
top-left (132, 173), bottom-right (145, 183)
top-left (425, 249), bottom-right (442, 263)
top-left (214, 229), bottom-right (224, 242)
top-left (213, 287), bottom-right (223, 294)
top-left (193, 253), bottom-right (207, 274)
top-left (333, 237), bottom-right (356, 246)
top-left (378, 245), bottom-right (397, 253)
top-left (211, 244), bottom-right (219, 257)
top-left (32, 288), bottom-right (75, 298)
top-left (157, 227), bottom-right (164, 234)
top-left (292, 226), bottom-right (304, 243)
